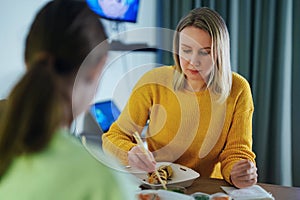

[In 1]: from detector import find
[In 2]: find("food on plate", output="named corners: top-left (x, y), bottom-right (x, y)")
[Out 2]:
top-left (137, 193), bottom-right (160, 200)
top-left (210, 192), bottom-right (231, 200)
top-left (192, 193), bottom-right (210, 200)
top-left (194, 195), bottom-right (210, 200)
top-left (148, 165), bottom-right (173, 185)
top-left (211, 197), bottom-right (231, 200)
top-left (165, 185), bottom-right (187, 194)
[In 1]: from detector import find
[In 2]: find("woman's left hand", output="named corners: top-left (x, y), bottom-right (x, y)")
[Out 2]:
top-left (230, 159), bottom-right (258, 188)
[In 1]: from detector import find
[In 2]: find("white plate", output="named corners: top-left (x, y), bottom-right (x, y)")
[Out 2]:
top-left (136, 189), bottom-right (194, 200)
top-left (128, 162), bottom-right (200, 189)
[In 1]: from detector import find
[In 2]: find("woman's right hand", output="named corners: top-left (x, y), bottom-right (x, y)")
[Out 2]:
top-left (128, 145), bottom-right (156, 172)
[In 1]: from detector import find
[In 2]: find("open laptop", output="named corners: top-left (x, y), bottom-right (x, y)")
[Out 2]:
top-left (81, 100), bottom-right (121, 147)
top-left (89, 100), bottom-right (121, 133)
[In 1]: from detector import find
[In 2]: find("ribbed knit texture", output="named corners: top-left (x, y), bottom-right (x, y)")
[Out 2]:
top-left (102, 66), bottom-right (256, 184)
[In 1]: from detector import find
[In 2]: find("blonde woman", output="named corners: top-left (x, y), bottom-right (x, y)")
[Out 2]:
top-left (102, 7), bottom-right (257, 189)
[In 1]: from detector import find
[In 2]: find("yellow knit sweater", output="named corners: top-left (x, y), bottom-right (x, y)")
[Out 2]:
top-left (102, 66), bottom-right (256, 184)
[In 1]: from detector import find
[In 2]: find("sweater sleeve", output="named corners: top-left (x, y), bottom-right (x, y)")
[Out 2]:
top-left (219, 74), bottom-right (256, 184)
top-left (102, 80), bottom-right (154, 165)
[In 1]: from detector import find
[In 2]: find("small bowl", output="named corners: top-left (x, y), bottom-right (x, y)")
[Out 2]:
top-left (164, 185), bottom-right (187, 194)
top-left (210, 192), bottom-right (231, 200)
top-left (191, 192), bottom-right (210, 200)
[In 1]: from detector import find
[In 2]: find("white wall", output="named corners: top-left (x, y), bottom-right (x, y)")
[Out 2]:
top-left (0, 0), bottom-right (158, 111)
top-left (96, 0), bottom-right (158, 109)
top-left (0, 0), bottom-right (51, 99)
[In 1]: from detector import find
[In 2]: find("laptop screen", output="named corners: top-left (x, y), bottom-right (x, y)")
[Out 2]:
top-left (90, 100), bottom-right (121, 132)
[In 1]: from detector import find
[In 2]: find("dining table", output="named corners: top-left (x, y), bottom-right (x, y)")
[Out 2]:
top-left (185, 177), bottom-right (300, 200)
top-left (81, 134), bottom-right (300, 199)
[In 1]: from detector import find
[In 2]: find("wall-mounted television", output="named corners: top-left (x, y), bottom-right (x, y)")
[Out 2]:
top-left (86, 0), bottom-right (140, 23)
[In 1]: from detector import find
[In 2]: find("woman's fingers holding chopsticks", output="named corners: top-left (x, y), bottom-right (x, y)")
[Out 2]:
top-left (128, 145), bottom-right (156, 172)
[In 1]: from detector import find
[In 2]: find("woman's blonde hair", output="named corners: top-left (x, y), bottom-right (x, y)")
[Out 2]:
top-left (173, 7), bottom-right (232, 103)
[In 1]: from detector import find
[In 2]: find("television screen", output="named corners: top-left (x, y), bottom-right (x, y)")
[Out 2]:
top-left (86, 0), bottom-right (140, 23)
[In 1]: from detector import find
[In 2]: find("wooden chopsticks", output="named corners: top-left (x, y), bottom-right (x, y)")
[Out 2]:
top-left (133, 131), bottom-right (168, 190)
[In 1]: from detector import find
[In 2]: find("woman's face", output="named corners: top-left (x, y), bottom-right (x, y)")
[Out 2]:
top-left (179, 26), bottom-right (214, 85)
